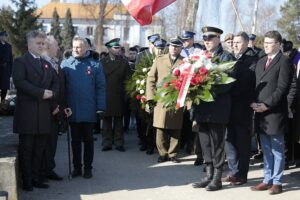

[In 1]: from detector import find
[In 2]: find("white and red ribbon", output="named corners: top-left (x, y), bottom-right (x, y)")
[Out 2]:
top-left (176, 63), bottom-right (194, 109)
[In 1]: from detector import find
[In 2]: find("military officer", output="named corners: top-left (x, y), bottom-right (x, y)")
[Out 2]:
top-left (192, 26), bottom-right (235, 191)
top-left (101, 38), bottom-right (130, 152)
top-left (146, 37), bottom-right (184, 163)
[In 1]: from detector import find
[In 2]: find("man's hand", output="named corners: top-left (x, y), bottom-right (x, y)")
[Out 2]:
top-left (52, 105), bottom-right (60, 115)
top-left (64, 108), bottom-right (72, 117)
top-left (43, 89), bottom-right (53, 99)
top-left (96, 110), bottom-right (105, 117)
top-left (251, 103), bottom-right (268, 113)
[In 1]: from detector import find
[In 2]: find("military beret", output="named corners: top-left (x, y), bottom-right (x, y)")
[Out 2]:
top-left (202, 26), bottom-right (223, 36)
top-left (169, 37), bottom-right (183, 47)
top-left (105, 38), bottom-right (121, 48)
top-left (153, 39), bottom-right (167, 49)
top-left (181, 31), bottom-right (196, 40)
top-left (0, 31), bottom-right (8, 36)
top-left (147, 33), bottom-right (160, 43)
top-left (249, 34), bottom-right (256, 40)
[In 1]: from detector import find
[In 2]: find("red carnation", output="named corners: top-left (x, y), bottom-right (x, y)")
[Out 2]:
top-left (173, 69), bottom-right (181, 76)
top-left (175, 81), bottom-right (182, 90)
top-left (199, 67), bottom-right (208, 75)
top-left (136, 95), bottom-right (141, 100)
top-left (191, 56), bottom-right (200, 60)
top-left (163, 82), bottom-right (169, 88)
top-left (204, 52), bottom-right (212, 59)
top-left (141, 96), bottom-right (146, 103)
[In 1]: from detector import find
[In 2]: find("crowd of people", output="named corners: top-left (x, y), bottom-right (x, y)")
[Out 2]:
top-left (0, 25), bottom-right (300, 196)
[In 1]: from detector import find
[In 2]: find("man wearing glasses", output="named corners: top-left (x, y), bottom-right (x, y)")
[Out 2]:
top-left (192, 26), bottom-right (235, 191)
top-left (250, 31), bottom-right (293, 195)
top-left (101, 38), bottom-right (130, 152)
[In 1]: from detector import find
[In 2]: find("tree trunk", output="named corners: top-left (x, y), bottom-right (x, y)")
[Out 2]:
top-left (183, 0), bottom-right (199, 31)
top-left (95, 0), bottom-right (108, 52)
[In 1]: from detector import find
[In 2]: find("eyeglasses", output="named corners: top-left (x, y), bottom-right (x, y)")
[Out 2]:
top-left (112, 46), bottom-right (121, 49)
top-left (203, 35), bottom-right (217, 41)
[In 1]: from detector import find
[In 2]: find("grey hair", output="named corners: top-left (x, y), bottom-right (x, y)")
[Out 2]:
top-left (73, 36), bottom-right (88, 46)
top-left (234, 31), bottom-right (249, 43)
top-left (26, 30), bottom-right (46, 43)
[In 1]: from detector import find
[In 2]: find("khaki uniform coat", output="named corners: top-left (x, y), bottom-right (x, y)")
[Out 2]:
top-left (146, 54), bottom-right (184, 129)
top-left (101, 55), bottom-right (130, 116)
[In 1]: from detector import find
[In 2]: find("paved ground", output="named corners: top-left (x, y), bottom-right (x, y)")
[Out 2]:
top-left (1, 116), bottom-right (299, 200)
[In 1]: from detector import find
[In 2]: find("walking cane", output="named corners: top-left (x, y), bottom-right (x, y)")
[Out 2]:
top-left (66, 116), bottom-right (72, 180)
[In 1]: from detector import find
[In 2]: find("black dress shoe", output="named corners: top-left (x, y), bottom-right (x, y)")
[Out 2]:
top-left (169, 157), bottom-right (181, 163)
top-left (194, 158), bottom-right (204, 166)
top-left (157, 155), bottom-right (168, 163)
top-left (116, 146), bottom-right (126, 152)
top-left (139, 145), bottom-right (146, 151)
top-left (146, 149), bottom-right (154, 155)
top-left (22, 182), bottom-right (33, 191)
top-left (102, 146), bottom-right (112, 151)
top-left (47, 171), bottom-right (63, 181)
top-left (32, 180), bottom-right (49, 189)
top-left (72, 168), bottom-right (82, 178)
top-left (83, 169), bottom-right (93, 179)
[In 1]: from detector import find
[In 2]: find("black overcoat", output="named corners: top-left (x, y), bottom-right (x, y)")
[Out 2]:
top-left (229, 48), bottom-right (258, 126)
top-left (101, 55), bottom-right (130, 116)
top-left (254, 52), bottom-right (293, 135)
top-left (12, 52), bottom-right (59, 134)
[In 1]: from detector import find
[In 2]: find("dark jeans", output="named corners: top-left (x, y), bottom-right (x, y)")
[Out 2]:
top-left (70, 122), bottom-right (94, 170)
top-left (225, 124), bottom-right (252, 179)
top-left (19, 134), bottom-right (47, 183)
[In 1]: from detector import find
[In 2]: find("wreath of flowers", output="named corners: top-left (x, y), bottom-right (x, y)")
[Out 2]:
top-left (125, 52), bottom-right (155, 111)
top-left (154, 50), bottom-right (236, 110)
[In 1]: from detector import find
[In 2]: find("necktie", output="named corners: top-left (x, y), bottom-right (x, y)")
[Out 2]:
top-left (265, 57), bottom-right (272, 70)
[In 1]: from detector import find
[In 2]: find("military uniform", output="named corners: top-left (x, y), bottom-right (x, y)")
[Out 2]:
top-left (101, 38), bottom-right (130, 151)
top-left (146, 38), bottom-right (184, 161)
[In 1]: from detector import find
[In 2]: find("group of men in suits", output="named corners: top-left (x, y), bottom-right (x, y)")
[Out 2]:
top-left (8, 26), bottom-right (296, 195)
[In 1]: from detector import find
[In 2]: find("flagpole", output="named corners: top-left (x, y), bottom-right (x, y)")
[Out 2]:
top-left (251, 0), bottom-right (259, 34)
top-left (230, 0), bottom-right (245, 31)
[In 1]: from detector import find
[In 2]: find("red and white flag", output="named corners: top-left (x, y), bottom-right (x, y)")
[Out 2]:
top-left (121, 0), bottom-right (176, 26)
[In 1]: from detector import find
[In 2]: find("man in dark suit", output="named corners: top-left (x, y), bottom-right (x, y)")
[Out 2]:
top-left (222, 32), bottom-right (258, 185)
top-left (101, 38), bottom-right (130, 152)
top-left (0, 31), bottom-right (13, 105)
top-left (192, 26), bottom-right (235, 191)
top-left (12, 30), bottom-right (59, 191)
top-left (250, 30), bottom-right (293, 195)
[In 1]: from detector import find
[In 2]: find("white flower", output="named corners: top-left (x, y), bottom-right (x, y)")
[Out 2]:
top-left (136, 79), bottom-right (140, 84)
top-left (140, 80), bottom-right (145, 85)
top-left (142, 68), bottom-right (147, 72)
top-left (139, 89), bottom-right (144, 94)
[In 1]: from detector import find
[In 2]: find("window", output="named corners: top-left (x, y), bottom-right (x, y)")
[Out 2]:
top-left (87, 26), bottom-right (93, 35)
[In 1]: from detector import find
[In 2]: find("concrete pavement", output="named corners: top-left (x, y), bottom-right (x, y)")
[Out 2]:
top-left (0, 115), bottom-right (298, 200)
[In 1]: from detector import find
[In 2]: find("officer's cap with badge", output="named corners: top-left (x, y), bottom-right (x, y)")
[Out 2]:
top-left (153, 39), bottom-right (167, 49)
top-left (147, 33), bottom-right (160, 44)
top-left (105, 38), bottom-right (121, 48)
top-left (202, 26), bottom-right (223, 41)
top-left (169, 37), bottom-right (183, 47)
top-left (249, 34), bottom-right (257, 41)
top-left (0, 31), bottom-right (8, 37)
top-left (181, 31), bottom-right (196, 40)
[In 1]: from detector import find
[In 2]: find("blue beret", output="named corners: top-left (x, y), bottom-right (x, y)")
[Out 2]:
top-left (181, 31), bottom-right (195, 40)
top-left (153, 39), bottom-right (167, 49)
top-left (147, 34), bottom-right (160, 43)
